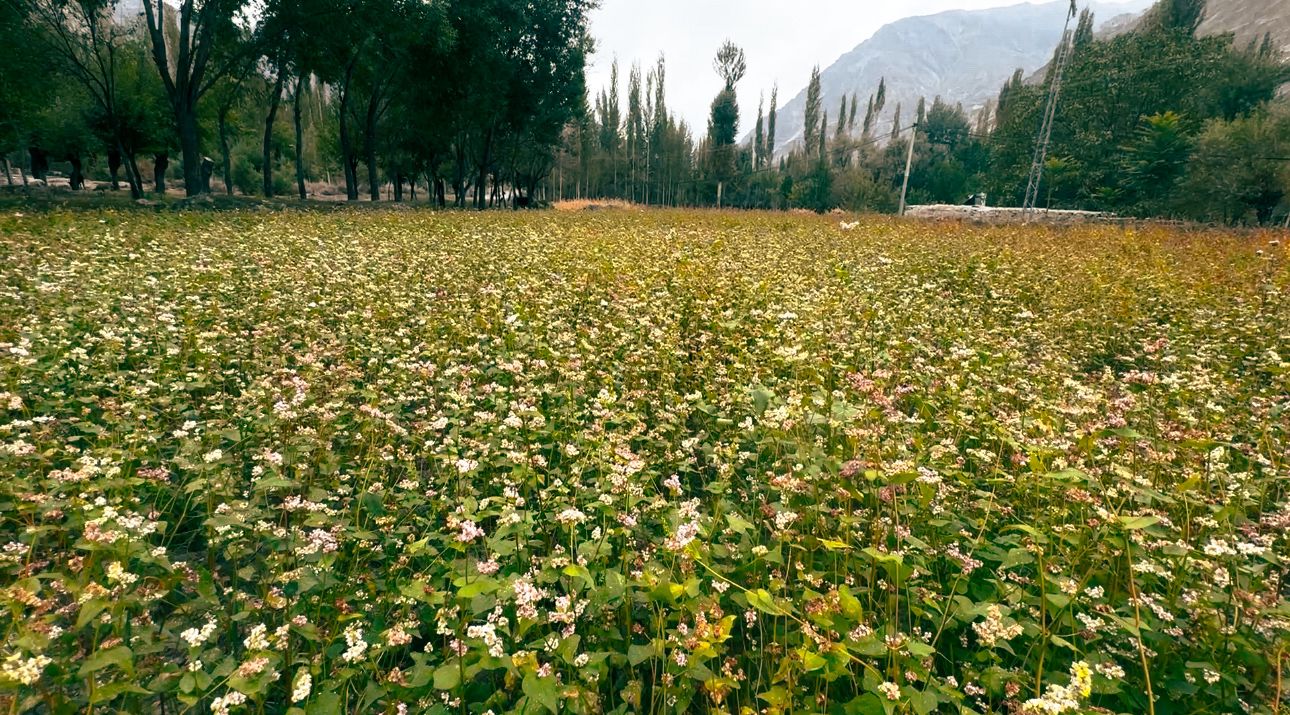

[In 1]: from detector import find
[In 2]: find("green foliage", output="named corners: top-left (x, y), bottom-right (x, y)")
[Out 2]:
top-left (986, 12), bottom-right (1286, 219)
top-left (803, 67), bottom-right (823, 157)
top-left (707, 87), bottom-right (740, 183)
top-left (1180, 106), bottom-right (1290, 224)
top-left (713, 40), bottom-right (747, 90)
top-left (1141, 0), bottom-right (1207, 35)
top-left (0, 2), bottom-right (55, 153)
top-left (1119, 112), bottom-right (1192, 216)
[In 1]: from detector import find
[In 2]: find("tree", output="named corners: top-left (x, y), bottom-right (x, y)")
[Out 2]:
top-left (1181, 106), bottom-right (1290, 224)
top-left (646, 55), bottom-right (669, 203)
top-left (986, 9), bottom-right (1285, 211)
top-left (603, 61), bottom-right (621, 197)
top-left (802, 67), bottom-right (822, 156)
top-left (1120, 111), bottom-right (1191, 215)
top-left (1073, 8), bottom-right (1095, 49)
top-left (1143, 0), bottom-right (1206, 35)
top-left (713, 40), bottom-right (747, 89)
top-left (0, 1), bottom-right (55, 181)
top-left (767, 85), bottom-right (778, 162)
top-left (707, 41), bottom-right (745, 194)
top-left (141, 0), bottom-right (251, 195)
top-left (205, 74), bottom-right (248, 195)
top-left (23, 0), bottom-right (160, 198)
top-left (627, 63), bottom-right (644, 200)
top-left (754, 94), bottom-right (765, 169)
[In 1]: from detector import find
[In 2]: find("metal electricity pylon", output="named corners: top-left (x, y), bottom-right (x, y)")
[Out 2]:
top-left (1022, 7), bottom-right (1078, 220)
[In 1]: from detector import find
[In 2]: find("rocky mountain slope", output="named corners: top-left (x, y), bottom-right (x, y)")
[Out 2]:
top-left (1197, 0), bottom-right (1290, 48)
top-left (759, 0), bottom-right (1154, 154)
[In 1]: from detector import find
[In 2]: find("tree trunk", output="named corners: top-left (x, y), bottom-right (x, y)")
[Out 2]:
top-left (201, 157), bottom-right (214, 193)
top-left (393, 173), bottom-right (404, 202)
top-left (294, 75), bottom-right (307, 200)
top-left (338, 64), bottom-right (359, 201)
top-left (114, 139), bottom-right (141, 199)
top-left (474, 129), bottom-right (492, 210)
top-left (263, 69), bottom-right (285, 198)
top-left (108, 149), bottom-right (122, 191)
top-left (177, 107), bottom-right (202, 196)
top-left (124, 149), bottom-right (144, 200)
top-left (365, 93), bottom-right (380, 202)
top-left (29, 148), bottom-right (48, 181)
top-left (154, 152), bottom-right (169, 194)
top-left (3, 158), bottom-right (12, 186)
top-left (68, 155), bottom-right (84, 190)
top-left (453, 145), bottom-right (467, 207)
top-left (218, 112), bottom-right (233, 196)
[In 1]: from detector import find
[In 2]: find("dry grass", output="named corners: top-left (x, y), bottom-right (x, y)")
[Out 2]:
top-left (551, 197), bottom-right (639, 211)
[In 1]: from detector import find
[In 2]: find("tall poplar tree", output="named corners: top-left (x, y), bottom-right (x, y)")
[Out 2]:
top-left (802, 66), bottom-right (822, 156)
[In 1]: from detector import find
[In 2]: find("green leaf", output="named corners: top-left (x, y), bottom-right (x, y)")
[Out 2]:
top-left (725, 512), bottom-right (754, 535)
top-left (1045, 593), bottom-right (1072, 610)
top-left (433, 662), bottom-right (461, 690)
top-left (306, 691), bottom-right (341, 715)
top-left (76, 599), bottom-right (108, 630)
top-left (628, 641), bottom-right (659, 665)
top-left (523, 673), bottom-right (561, 714)
top-left (1000, 547), bottom-right (1034, 569)
top-left (838, 586), bottom-right (863, 620)
top-left (909, 689), bottom-right (938, 715)
top-left (252, 476), bottom-right (299, 491)
top-left (1119, 515), bottom-right (1160, 530)
top-left (88, 680), bottom-right (150, 703)
top-left (358, 682), bottom-right (387, 712)
top-left (746, 588), bottom-right (786, 616)
top-left (79, 646), bottom-right (133, 677)
top-left (455, 577), bottom-right (498, 599)
top-left (843, 693), bottom-right (887, 715)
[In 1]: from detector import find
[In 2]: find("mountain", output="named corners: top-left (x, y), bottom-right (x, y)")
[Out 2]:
top-left (1196, 0), bottom-right (1290, 48)
top-left (759, 0), bottom-right (1154, 155)
top-left (1025, 0), bottom-right (1290, 83)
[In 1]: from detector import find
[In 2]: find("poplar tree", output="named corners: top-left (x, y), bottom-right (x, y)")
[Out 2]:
top-left (754, 94), bottom-right (766, 169)
top-left (767, 84), bottom-right (778, 160)
top-left (803, 66), bottom-right (822, 155)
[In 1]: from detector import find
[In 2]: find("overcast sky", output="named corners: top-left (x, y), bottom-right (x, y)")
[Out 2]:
top-left (587, 0), bottom-right (1035, 132)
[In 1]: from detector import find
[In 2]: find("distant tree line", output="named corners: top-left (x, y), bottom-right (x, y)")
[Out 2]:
top-left (556, 0), bottom-right (1290, 225)
top-left (1, 0), bottom-right (594, 207)
top-left (3, 0), bottom-right (1288, 223)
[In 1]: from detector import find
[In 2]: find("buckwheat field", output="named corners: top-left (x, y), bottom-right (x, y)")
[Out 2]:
top-left (0, 209), bottom-right (1286, 715)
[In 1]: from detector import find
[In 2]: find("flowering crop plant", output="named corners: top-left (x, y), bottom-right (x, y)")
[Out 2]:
top-left (0, 208), bottom-right (1286, 715)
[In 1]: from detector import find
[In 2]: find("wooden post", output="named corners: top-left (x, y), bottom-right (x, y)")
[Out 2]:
top-left (899, 123), bottom-right (917, 216)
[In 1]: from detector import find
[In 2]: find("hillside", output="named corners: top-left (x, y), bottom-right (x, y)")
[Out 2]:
top-left (1025, 0), bottom-right (1290, 82)
top-left (758, 0), bottom-right (1153, 155)
top-left (1198, 0), bottom-right (1290, 48)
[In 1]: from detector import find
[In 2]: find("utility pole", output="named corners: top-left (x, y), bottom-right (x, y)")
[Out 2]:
top-left (1023, 4), bottom-right (1078, 220)
top-left (899, 123), bottom-right (917, 216)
